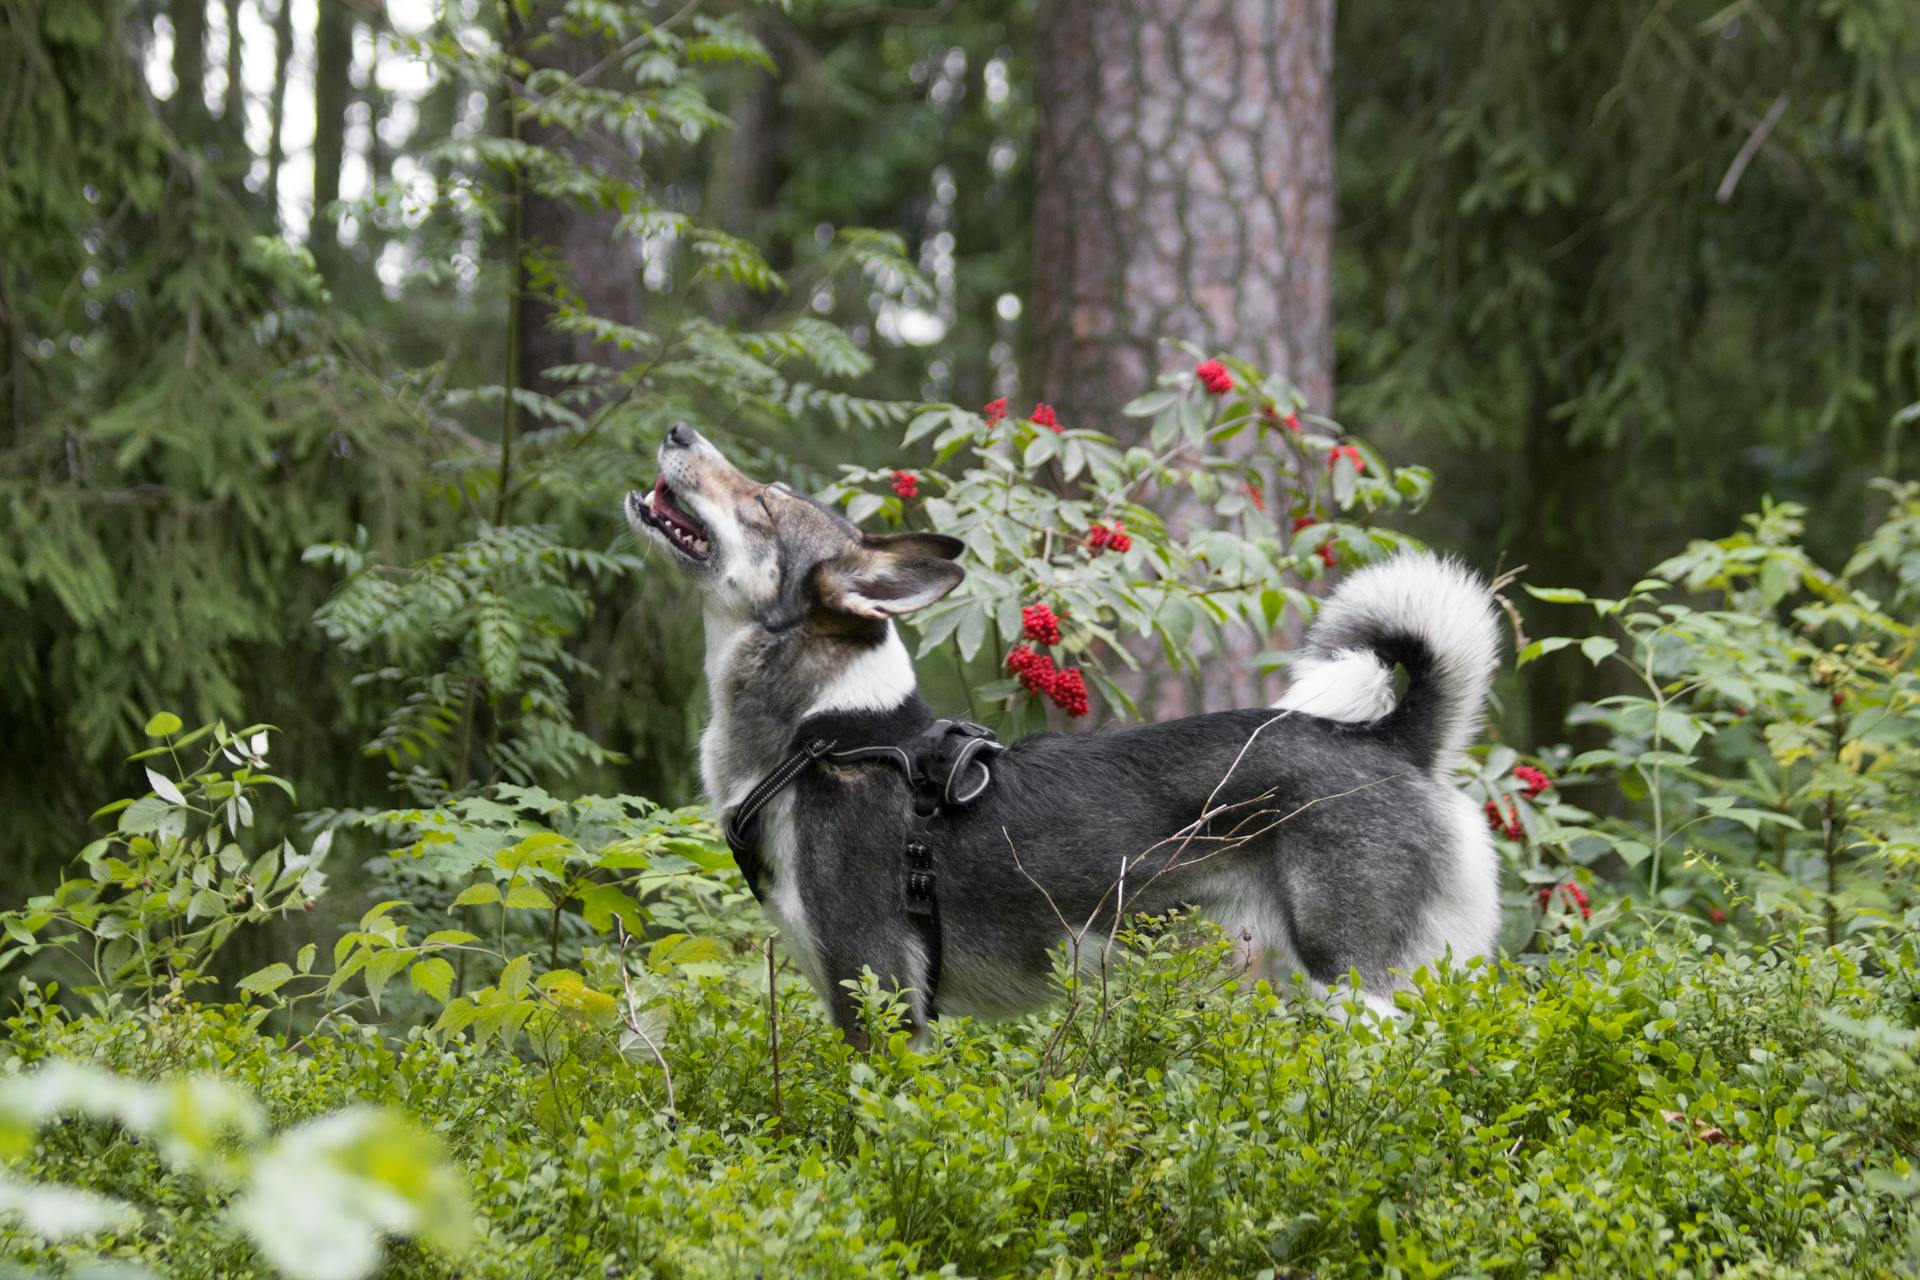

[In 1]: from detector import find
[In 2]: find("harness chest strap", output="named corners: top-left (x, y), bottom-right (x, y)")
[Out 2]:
top-left (721, 720), bottom-right (1004, 1016)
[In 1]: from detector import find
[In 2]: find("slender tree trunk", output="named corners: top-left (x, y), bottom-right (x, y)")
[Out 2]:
top-left (266, 0), bottom-right (294, 225)
top-left (223, 0), bottom-right (244, 121)
top-left (169, 0), bottom-right (211, 143)
top-left (309, 0), bottom-right (353, 273)
top-left (1030, 0), bottom-right (1334, 713)
top-left (514, 18), bottom-right (643, 405)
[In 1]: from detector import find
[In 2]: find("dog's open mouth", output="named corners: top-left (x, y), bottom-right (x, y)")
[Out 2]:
top-left (631, 478), bottom-right (712, 561)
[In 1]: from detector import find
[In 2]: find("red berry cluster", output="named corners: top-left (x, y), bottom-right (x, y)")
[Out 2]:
top-left (1263, 404), bottom-right (1303, 432)
top-left (1244, 481), bottom-right (1266, 512)
top-left (891, 470), bottom-right (919, 500)
top-left (1512, 765), bottom-right (1552, 799)
top-left (1085, 521), bottom-right (1132, 554)
top-left (1031, 403), bottom-right (1063, 433)
top-left (1537, 881), bottom-right (1591, 920)
top-left (1292, 515), bottom-right (1336, 568)
top-left (1328, 445), bottom-right (1365, 473)
top-left (1006, 645), bottom-right (1090, 716)
top-left (983, 396), bottom-right (1008, 426)
top-left (1195, 359), bottom-right (1234, 396)
top-left (1021, 602), bottom-right (1062, 646)
top-left (1484, 797), bottom-right (1524, 841)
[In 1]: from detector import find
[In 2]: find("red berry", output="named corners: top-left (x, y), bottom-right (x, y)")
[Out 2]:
top-left (1107, 522), bottom-right (1132, 553)
top-left (1513, 765), bottom-right (1552, 799)
top-left (1021, 602), bottom-right (1062, 646)
top-left (1013, 648), bottom-right (1056, 694)
top-left (891, 470), bottom-right (919, 500)
top-left (1284, 411), bottom-right (1301, 432)
top-left (1707, 905), bottom-right (1727, 924)
top-left (1031, 403), bottom-right (1062, 432)
top-left (1048, 666), bottom-right (1090, 717)
top-left (1537, 881), bottom-right (1591, 921)
top-left (1485, 798), bottom-right (1523, 841)
top-left (1290, 515), bottom-right (1317, 534)
top-left (1244, 481), bottom-right (1266, 512)
top-left (1328, 445), bottom-right (1365, 473)
top-left (1086, 523), bottom-right (1111, 552)
top-left (983, 397), bottom-right (1008, 426)
top-left (1318, 542), bottom-right (1337, 569)
top-left (1194, 359), bottom-right (1234, 396)
top-left (1831, 690), bottom-right (1845, 708)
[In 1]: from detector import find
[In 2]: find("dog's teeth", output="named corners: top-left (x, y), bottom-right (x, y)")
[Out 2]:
top-left (693, 538), bottom-right (708, 555)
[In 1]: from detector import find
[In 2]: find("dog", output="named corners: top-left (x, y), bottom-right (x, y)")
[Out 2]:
top-left (627, 423), bottom-right (1501, 1041)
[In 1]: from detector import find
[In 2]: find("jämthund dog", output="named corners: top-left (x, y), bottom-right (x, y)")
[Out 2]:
top-left (628, 424), bottom-right (1501, 1040)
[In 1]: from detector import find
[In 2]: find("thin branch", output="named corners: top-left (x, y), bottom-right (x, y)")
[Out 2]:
top-left (1717, 93), bottom-right (1789, 203)
top-left (615, 921), bottom-right (677, 1119)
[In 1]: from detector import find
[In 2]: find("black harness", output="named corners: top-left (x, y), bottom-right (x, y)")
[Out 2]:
top-left (722, 719), bottom-right (1004, 1016)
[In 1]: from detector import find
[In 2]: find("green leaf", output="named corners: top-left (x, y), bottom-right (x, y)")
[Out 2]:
top-left (1580, 636), bottom-right (1619, 665)
top-left (237, 963), bottom-right (295, 996)
top-left (1524, 586), bottom-right (1589, 604)
top-left (410, 958), bottom-right (456, 1004)
top-left (450, 883), bottom-right (501, 908)
top-left (144, 768), bottom-right (186, 806)
top-left (363, 949), bottom-right (413, 1007)
top-left (1516, 637), bottom-right (1575, 666)
top-left (143, 712), bottom-right (183, 738)
top-left (503, 884), bottom-right (555, 910)
top-left (187, 888), bottom-right (227, 923)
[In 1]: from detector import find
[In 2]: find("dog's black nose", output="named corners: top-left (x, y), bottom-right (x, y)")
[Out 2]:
top-left (666, 423), bottom-right (696, 449)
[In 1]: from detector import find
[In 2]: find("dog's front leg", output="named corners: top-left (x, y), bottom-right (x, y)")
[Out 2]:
top-left (818, 931), bottom-right (934, 1052)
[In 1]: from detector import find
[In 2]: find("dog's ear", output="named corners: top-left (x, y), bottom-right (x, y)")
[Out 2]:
top-left (812, 547), bottom-right (965, 619)
top-left (862, 531), bottom-right (966, 562)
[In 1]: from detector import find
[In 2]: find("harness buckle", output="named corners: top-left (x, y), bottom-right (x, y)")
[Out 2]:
top-left (903, 839), bottom-right (936, 916)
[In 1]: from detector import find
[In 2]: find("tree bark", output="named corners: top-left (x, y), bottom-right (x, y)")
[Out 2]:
top-left (223, 0), bottom-right (244, 122)
top-left (1031, 0), bottom-right (1334, 425)
top-left (169, 0), bottom-right (211, 143)
top-left (1030, 0), bottom-right (1334, 712)
top-left (266, 0), bottom-right (294, 225)
top-left (514, 22), bottom-right (643, 406)
top-left (309, 0), bottom-right (354, 273)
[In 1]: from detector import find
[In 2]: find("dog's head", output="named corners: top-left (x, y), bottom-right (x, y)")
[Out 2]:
top-left (625, 424), bottom-right (965, 632)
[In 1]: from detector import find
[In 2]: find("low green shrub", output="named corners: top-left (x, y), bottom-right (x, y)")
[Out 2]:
top-left (2, 921), bottom-right (1916, 1277)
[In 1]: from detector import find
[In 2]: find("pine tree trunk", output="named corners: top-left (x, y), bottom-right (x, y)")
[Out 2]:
top-left (1030, 0), bottom-right (1334, 713)
top-left (223, 0), bottom-right (243, 122)
top-left (266, 0), bottom-right (294, 225)
top-left (514, 23), bottom-right (643, 405)
top-left (169, 0), bottom-right (211, 143)
top-left (309, 0), bottom-right (353, 273)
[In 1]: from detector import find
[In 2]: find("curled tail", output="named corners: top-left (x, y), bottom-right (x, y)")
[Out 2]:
top-left (1275, 552), bottom-right (1499, 774)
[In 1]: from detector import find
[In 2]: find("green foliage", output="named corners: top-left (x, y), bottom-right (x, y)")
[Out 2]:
top-left (3, 915), bottom-right (1917, 1276)
top-left (0, 718), bottom-right (331, 1005)
top-left (1478, 483), bottom-right (1920, 950)
top-left (832, 346), bottom-right (1431, 722)
top-left (0, 1049), bottom-right (469, 1280)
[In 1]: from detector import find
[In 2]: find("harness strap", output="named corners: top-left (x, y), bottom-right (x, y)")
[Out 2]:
top-left (723, 736), bottom-right (836, 897)
top-left (902, 799), bottom-right (942, 1011)
top-left (722, 719), bottom-right (1003, 1019)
